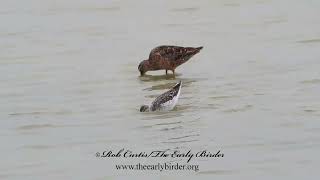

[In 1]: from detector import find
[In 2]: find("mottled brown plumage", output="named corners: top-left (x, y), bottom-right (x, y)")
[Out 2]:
top-left (138, 45), bottom-right (203, 75)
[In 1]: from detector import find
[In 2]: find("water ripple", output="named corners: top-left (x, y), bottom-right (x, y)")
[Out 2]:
top-left (170, 7), bottom-right (199, 12)
top-left (297, 38), bottom-right (320, 44)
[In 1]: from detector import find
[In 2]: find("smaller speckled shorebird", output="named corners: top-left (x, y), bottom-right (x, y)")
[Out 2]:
top-left (138, 45), bottom-right (203, 75)
top-left (140, 81), bottom-right (182, 112)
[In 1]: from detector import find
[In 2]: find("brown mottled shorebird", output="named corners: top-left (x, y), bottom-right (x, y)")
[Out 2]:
top-left (138, 45), bottom-right (203, 76)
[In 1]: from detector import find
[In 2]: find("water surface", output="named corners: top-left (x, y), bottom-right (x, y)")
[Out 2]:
top-left (1, 0), bottom-right (320, 179)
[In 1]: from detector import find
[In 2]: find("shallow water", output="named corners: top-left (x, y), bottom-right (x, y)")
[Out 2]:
top-left (1, 0), bottom-right (320, 179)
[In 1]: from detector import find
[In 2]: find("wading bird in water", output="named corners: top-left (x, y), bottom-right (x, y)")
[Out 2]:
top-left (140, 81), bottom-right (182, 112)
top-left (138, 45), bottom-right (203, 76)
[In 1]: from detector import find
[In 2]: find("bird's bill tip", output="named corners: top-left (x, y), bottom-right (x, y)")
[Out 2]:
top-left (139, 71), bottom-right (145, 76)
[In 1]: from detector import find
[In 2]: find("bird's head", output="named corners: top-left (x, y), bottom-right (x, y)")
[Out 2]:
top-left (138, 60), bottom-right (149, 76)
top-left (140, 105), bottom-right (149, 112)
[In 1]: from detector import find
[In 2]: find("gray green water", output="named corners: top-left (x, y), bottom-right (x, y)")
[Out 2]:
top-left (1, 0), bottom-right (320, 179)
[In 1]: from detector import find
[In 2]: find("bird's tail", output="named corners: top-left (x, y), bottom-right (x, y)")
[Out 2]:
top-left (173, 81), bottom-right (182, 90)
top-left (184, 46), bottom-right (203, 59)
top-left (196, 46), bottom-right (203, 51)
top-left (188, 46), bottom-right (203, 55)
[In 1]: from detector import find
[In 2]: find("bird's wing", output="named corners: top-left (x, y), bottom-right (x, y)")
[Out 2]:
top-left (151, 90), bottom-right (176, 110)
top-left (149, 46), bottom-right (190, 61)
top-left (150, 81), bottom-right (181, 110)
